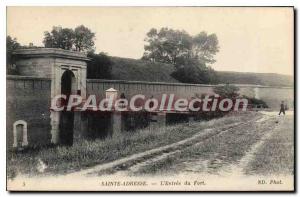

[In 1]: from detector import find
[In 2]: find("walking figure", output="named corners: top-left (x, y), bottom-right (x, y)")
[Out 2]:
top-left (279, 101), bottom-right (285, 115)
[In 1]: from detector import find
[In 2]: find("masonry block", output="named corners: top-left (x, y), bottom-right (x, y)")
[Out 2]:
top-left (111, 112), bottom-right (123, 138)
top-left (149, 112), bottom-right (166, 131)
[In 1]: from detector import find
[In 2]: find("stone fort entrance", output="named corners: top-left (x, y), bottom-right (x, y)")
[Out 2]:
top-left (12, 48), bottom-right (89, 145)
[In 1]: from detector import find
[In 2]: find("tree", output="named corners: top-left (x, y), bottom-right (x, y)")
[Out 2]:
top-left (43, 26), bottom-right (74, 50)
top-left (142, 28), bottom-right (219, 84)
top-left (142, 28), bottom-right (219, 66)
top-left (7, 36), bottom-right (21, 74)
top-left (192, 32), bottom-right (219, 64)
top-left (74, 25), bottom-right (95, 52)
top-left (142, 28), bottom-right (192, 65)
top-left (7, 36), bottom-right (21, 51)
top-left (43, 25), bottom-right (95, 52)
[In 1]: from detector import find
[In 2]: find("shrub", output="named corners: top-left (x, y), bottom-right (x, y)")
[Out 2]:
top-left (213, 84), bottom-right (240, 98)
top-left (243, 96), bottom-right (268, 108)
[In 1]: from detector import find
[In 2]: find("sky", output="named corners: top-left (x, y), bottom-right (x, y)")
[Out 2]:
top-left (7, 7), bottom-right (294, 75)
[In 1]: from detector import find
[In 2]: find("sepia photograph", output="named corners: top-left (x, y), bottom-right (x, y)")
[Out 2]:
top-left (6, 6), bottom-right (294, 191)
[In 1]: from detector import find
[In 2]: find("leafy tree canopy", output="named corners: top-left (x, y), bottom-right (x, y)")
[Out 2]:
top-left (7, 36), bottom-right (21, 74)
top-left (43, 25), bottom-right (95, 52)
top-left (74, 25), bottom-right (95, 52)
top-left (7, 36), bottom-right (21, 52)
top-left (142, 27), bottom-right (219, 84)
top-left (142, 27), bottom-right (219, 66)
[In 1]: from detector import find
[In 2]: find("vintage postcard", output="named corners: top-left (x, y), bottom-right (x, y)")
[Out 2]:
top-left (6, 7), bottom-right (294, 191)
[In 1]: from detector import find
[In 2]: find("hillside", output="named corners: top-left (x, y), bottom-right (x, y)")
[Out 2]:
top-left (109, 56), bottom-right (293, 87)
top-left (110, 57), bottom-right (179, 83)
top-left (216, 71), bottom-right (294, 87)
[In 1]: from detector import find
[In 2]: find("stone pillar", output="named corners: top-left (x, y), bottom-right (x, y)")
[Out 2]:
top-left (149, 112), bottom-right (166, 131)
top-left (81, 112), bottom-right (88, 138)
top-left (157, 112), bottom-right (166, 127)
top-left (188, 116), bottom-right (195, 125)
top-left (73, 112), bottom-right (82, 142)
top-left (50, 65), bottom-right (61, 145)
top-left (111, 112), bottom-right (122, 138)
top-left (254, 87), bottom-right (260, 99)
top-left (50, 111), bottom-right (60, 144)
top-left (80, 67), bottom-right (87, 98)
top-left (73, 112), bottom-right (88, 143)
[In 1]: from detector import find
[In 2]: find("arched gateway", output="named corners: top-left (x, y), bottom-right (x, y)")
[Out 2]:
top-left (12, 48), bottom-right (89, 145)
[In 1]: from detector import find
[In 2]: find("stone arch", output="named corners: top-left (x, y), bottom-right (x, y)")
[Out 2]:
top-left (13, 120), bottom-right (28, 147)
top-left (61, 69), bottom-right (77, 97)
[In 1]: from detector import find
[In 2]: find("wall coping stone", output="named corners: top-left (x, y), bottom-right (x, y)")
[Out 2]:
top-left (7, 75), bottom-right (293, 89)
top-left (7, 75), bottom-right (51, 81)
top-left (12, 48), bottom-right (91, 61)
top-left (86, 79), bottom-right (293, 89)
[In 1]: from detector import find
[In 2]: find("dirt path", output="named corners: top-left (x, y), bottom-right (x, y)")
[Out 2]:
top-left (221, 114), bottom-right (278, 176)
top-left (110, 111), bottom-right (291, 177)
top-left (63, 113), bottom-right (263, 178)
top-left (169, 111), bottom-right (293, 177)
top-left (60, 111), bottom-right (293, 178)
top-left (115, 117), bottom-right (266, 177)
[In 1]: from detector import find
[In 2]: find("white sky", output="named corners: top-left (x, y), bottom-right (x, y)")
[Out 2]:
top-left (7, 7), bottom-right (294, 75)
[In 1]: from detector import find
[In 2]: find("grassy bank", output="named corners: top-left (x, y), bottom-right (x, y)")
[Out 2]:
top-left (7, 112), bottom-right (255, 179)
top-left (245, 115), bottom-right (294, 175)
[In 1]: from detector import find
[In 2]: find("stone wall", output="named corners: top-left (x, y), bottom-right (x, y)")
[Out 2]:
top-left (86, 79), bottom-right (215, 100)
top-left (87, 79), bottom-right (294, 109)
top-left (239, 86), bottom-right (294, 109)
top-left (86, 79), bottom-right (294, 109)
top-left (7, 75), bottom-right (52, 148)
top-left (6, 75), bottom-right (293, 148)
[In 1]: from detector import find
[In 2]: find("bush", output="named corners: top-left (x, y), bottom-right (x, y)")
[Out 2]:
top-left (213, 84), bottom-right (240, 98)
top-left (243, 96), bottom-right (268, 108)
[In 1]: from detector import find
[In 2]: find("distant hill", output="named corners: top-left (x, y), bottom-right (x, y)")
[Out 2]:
top-left (216, 71), bottom-right (293, 87)
top-left (109, 56), bottom-right (293, 87)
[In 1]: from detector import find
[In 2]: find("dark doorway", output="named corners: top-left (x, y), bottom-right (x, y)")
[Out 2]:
top-left (59, 70), bottom-right (76, 145)
top-left (61, 70), bottom-right (76, 101)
